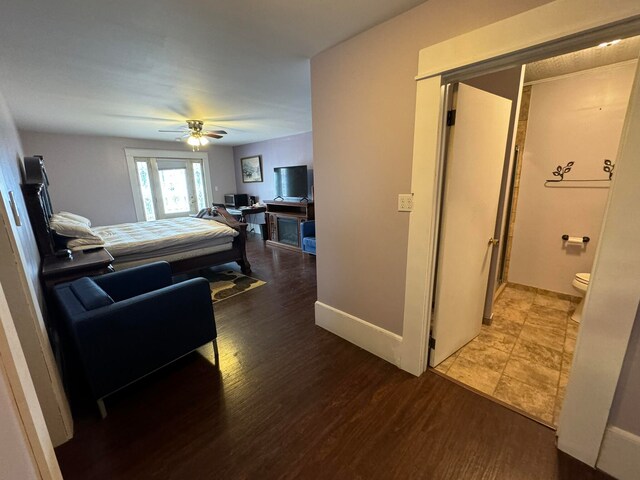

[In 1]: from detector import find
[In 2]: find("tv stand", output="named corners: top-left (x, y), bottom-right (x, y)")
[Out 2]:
top-left (264, 201), bottom-right (314, 251)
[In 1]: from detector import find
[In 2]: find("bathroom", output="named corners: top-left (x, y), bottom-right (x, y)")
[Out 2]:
top-left (433, 36), bottom-right (639, 427)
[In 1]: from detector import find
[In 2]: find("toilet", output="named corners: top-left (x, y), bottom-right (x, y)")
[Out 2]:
top-left (571, 272), bottom-right (590, 323)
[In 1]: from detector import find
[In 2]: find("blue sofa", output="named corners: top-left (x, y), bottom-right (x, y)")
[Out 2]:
top-left (301, 220), bottom-right (316, 255)
top-left (53, 261), bottom-right (216, 417)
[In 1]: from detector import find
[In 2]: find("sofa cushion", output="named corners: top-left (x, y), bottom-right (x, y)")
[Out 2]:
top-left (70, 277), bottom-right (114, 310)
top-left (302, 236), bottom-right (316, 254)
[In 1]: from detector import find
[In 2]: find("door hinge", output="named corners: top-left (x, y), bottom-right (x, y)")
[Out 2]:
top-left (446, 109), bottom-right (456, 126)
top-left (429, 335), bottom-right (436, 349)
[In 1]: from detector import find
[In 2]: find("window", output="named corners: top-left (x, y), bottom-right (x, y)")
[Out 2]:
top-left (135, 160), bottom-right (156, 221)
top-left (125, 149), bottom-right (213, 221)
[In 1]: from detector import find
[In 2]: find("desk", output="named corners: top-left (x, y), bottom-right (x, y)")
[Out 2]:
top-left (226, 206), bottom-right (267, 223)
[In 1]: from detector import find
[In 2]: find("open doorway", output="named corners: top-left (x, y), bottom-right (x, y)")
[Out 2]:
top-left (430, 36), bottom-right (639, 428)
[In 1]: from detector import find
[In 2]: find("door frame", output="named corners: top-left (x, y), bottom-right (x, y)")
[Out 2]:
top-left (124, 148), bottom-right (213, 221)
top-left (0, 281), bottom-right (63, 479)
top-left (400, 0), bottom-right (640, 467)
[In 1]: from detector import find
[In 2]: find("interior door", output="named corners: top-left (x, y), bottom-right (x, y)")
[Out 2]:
top-left (155, 159), bottom-right (198, 218)
top-left (430, 83), bottom-right (512, 367)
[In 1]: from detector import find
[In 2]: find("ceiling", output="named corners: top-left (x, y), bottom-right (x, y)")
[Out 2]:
top-left (525, 35), bottom-right (640, 83)
top-left (0, 0), bottom-right (426, 146)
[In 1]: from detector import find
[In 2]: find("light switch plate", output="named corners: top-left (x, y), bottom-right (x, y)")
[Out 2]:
top-left (9, 191), bottom-right (21, 226)
top-left (398, 193), bottom-right (414, 212)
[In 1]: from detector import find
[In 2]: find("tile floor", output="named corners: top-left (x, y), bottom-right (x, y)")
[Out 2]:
top-left (434, 284), bottom-right (579, 426)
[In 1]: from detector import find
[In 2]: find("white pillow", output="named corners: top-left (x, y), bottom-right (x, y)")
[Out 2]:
top-left (67, 237), bottom-right (105, 251)
top-left (50, 216), bottom-right (101, 240)
top-left (57, 211), bottom-right (91, 227)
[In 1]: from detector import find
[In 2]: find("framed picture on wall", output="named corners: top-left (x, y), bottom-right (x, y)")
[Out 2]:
top-left (241, 155), bottom-right (263, 183)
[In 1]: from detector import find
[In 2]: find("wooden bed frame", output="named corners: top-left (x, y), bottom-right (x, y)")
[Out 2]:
top-left (172, 207), bottom-right (251, 275)
top-left (22, 156), bottom-right (252, 275)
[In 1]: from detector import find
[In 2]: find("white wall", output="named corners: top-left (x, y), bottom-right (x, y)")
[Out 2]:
top-left (508, 62), bottom-right (636, 294)
top-left (0, 367), bottom-right (39, 480)
top-left (19, 131), bottom-right (237, 226)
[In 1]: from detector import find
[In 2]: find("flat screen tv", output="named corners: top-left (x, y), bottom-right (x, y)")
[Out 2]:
top-left (274, 165), bottom-right (308, 199)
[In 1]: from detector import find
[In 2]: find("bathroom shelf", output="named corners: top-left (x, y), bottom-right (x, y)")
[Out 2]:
top-left (544, 179), bottom-right (610, 188)
top-left (543, 159), bottom-right (614, 188)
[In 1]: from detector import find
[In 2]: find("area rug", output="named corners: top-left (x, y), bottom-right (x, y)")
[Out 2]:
top-left (203, 270), bottom-right (266, 303)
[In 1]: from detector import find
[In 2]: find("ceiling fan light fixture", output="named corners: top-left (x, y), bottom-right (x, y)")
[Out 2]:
top-left (160, 120), bottom-right (226, 148)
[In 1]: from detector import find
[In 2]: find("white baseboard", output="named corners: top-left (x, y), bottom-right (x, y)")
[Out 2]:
top-left (314, 301), bottom-right (402, 367)
top-left (597, 426), bottom-right (640, 480)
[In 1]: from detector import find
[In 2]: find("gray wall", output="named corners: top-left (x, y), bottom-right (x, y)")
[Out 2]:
top-left (0, 94), bottom-right (71, 445)
top-left (233, 131), bottom-right (313, 202)
top-left (20, 131), bottom-right (237, 226)
top-left (310, 0), bottom-right (551, 335)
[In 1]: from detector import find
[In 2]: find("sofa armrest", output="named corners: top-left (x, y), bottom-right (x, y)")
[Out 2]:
top-left (68, 277), bottom-right (215, 399)
top-left (301, 220), bottom-right (315, 238)
top-left (92, 261), bottom-right (173, 301)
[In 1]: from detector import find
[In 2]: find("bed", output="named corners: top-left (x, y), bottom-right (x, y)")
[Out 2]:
top-left (22, 156), bottom-right (252, 275)
top-left (91, 216), bottom-right (247, 272)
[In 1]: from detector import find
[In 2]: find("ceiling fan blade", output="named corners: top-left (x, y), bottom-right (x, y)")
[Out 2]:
top-left (204, 133), bottom-right (223, 139)
top-left (107, 114), bottom-right (182, 122)
top-left (207, 130), bottom-right (227, 135)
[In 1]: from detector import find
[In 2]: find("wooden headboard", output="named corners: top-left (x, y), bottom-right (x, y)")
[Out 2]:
top-left (22, 156), bottom-right (56, 257)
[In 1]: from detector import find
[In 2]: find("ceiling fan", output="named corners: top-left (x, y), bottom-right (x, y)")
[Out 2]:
top-left (159, 120), bottom-right (227, 149)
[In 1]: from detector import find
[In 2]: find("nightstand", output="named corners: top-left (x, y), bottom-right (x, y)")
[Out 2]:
top-left (42, 248), bottom-right (114, 289)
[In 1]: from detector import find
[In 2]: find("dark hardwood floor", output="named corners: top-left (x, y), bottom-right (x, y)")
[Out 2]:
top-left (55, 236), bottom-right (611, 479)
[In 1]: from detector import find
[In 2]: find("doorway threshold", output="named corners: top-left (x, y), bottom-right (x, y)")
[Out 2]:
top-left (429, 367), bottom-right (555, 430)
top-left (430, 284), bottom-right (578, 428)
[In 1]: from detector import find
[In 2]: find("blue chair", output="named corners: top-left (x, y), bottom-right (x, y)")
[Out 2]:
top-left (53, 261), bottom-right (217, 417)
top-left (300, 220), bottom-right (316, 255)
